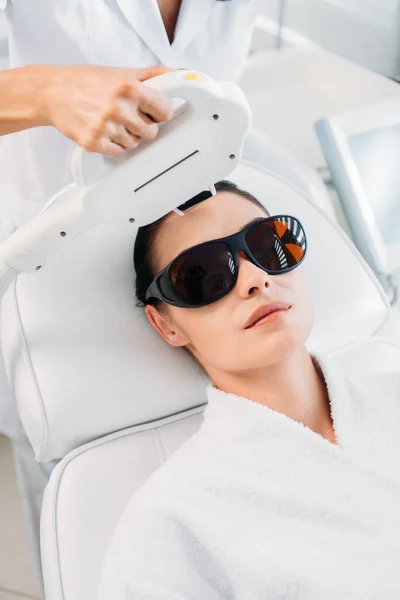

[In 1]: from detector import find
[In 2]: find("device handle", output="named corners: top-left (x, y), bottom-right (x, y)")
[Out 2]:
top-left (71, 70), bottom-right (222, 187)
top-left (142, 69), bottom-right (220, 112)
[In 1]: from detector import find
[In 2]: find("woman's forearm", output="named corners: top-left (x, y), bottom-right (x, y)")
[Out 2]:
top-left (0, 64), bottom-right (54, 135)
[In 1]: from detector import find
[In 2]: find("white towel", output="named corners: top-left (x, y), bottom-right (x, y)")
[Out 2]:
top-left (98, 354), bottom-right (400, 600)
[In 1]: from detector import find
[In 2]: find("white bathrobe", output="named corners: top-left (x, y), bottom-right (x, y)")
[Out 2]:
top-left (98, 354), bottom-right (400, 600)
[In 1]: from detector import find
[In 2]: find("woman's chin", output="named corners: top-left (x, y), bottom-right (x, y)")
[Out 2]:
top-left (244, 332), bottom-right (304, 365)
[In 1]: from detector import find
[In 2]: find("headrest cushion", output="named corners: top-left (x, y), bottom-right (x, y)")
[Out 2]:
top-left (0, 162), bottom-right (389, 460)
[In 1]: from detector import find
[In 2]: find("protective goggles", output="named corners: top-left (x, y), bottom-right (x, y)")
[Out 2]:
top-left (145, 215), bottom-right (307, 308)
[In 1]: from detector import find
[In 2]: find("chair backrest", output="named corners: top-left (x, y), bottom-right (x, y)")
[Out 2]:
top-left (0, 161), bottom-right (390, 462)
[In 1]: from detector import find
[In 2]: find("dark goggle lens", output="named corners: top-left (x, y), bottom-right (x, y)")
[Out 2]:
top-left (164, 216), bottom-right (306, 306)
top-left (245, 217), bottom-right (306, 272)
top-left (170, 242), bottom-right (235, 305)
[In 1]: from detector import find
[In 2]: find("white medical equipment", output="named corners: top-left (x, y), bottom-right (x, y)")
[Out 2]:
top-left (315, 96), bottom-right (400, 284)
top-left (1, 72), bottom-right (400, 600)
top-left (0, 70), bottom-right (251, 280)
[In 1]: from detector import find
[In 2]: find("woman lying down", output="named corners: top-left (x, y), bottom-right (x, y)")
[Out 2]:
top-left (99, 181), bottom-right (400, 599)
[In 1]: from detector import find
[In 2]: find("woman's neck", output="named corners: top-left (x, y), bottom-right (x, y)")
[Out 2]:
top-left (208, 347), bottom-right (337, 444)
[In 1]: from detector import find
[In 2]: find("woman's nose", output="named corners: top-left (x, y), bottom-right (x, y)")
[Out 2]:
top-left (236, 251), bottom-right (271, 298)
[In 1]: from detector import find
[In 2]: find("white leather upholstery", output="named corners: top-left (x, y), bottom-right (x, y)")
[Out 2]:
top-left (41, 408), bottom-right (205, 600)
top-left (0, 161), bottom-right (390, 462)
top-left (243, 127), bottom-right (336, 221)
top-left (41, 337), bottom-right (400, 600)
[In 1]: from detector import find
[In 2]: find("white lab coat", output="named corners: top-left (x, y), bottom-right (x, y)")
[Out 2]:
top-left (0, 0), bottom-right (265, 437)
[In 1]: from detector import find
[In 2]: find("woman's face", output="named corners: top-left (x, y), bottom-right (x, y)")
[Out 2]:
top-left (145, 191), bottom-right (314, 375)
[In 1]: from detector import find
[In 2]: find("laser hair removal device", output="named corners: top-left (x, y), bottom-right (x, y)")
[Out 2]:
top-left (0, 70), bottom-right (252, 296)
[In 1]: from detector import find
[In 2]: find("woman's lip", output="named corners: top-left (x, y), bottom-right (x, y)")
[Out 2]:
top-left (244, 302), bottom-right (292, 329)
top-left (249, 306), bottom-right (291, 328)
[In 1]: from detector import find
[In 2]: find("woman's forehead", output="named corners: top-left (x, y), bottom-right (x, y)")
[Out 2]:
top-left (154, 192), bottom-right (266, 269)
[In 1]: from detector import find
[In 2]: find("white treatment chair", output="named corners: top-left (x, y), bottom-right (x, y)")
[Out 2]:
top-left (1, 160), bottom-right (400, 600)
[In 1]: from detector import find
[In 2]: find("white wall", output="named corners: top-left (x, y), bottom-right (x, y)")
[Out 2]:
top-left (262, 0), bottom-right (400, 78)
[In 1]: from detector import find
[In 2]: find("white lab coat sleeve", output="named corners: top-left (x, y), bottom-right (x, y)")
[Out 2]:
top-left (98, 490), bottom-right (229, 600)
top-left (0, 339), bottom-right (21, 437)
top-left (0, 210), bottom-right (22, 437)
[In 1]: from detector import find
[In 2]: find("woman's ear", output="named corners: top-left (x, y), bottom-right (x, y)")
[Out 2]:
top-left (145, 305), bottom-right (189, 347)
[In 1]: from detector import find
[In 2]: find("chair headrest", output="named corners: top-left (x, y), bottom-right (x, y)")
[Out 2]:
top-left (0, 161), bottom-right (389, 461)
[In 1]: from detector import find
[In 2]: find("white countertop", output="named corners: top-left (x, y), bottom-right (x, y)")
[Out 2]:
top-left (239, 45), bottom-right (400, 171)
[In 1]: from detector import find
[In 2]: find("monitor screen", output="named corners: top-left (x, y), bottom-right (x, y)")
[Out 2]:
top-left (348, 124), bottom-right (400, 245)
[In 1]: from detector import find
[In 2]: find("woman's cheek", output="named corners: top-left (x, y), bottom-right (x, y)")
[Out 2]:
top-left (197, 314), bottom-right (226, 352)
